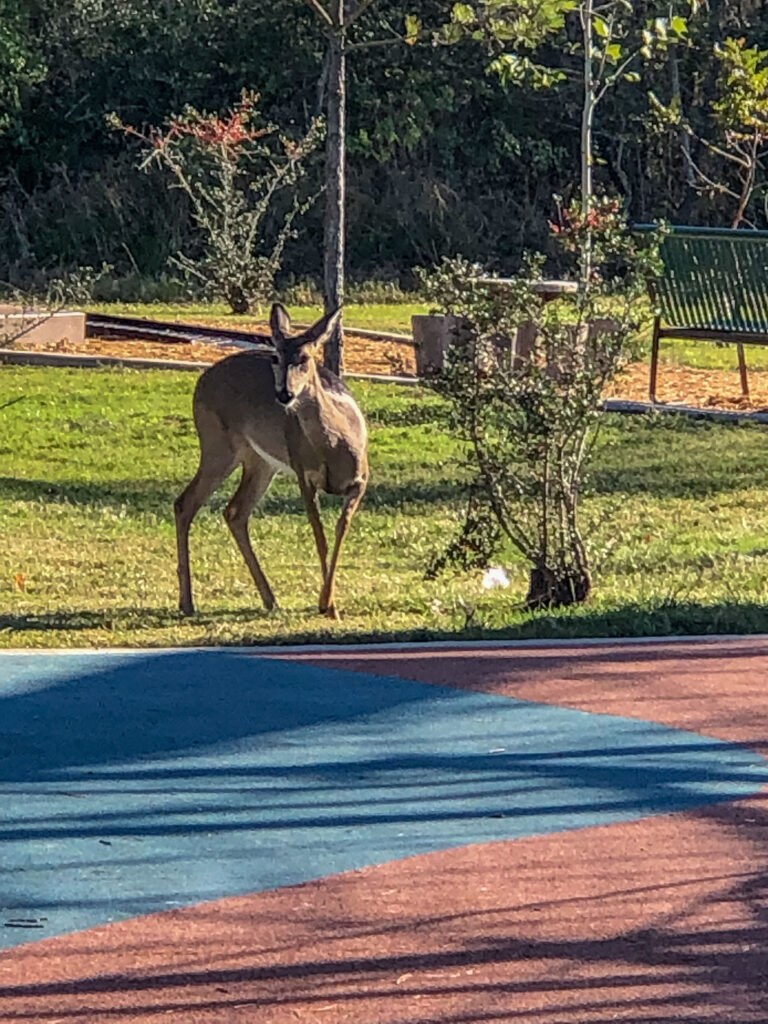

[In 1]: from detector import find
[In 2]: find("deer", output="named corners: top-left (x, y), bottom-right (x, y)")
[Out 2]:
top-left (174, 303), bottom-right (368, 620)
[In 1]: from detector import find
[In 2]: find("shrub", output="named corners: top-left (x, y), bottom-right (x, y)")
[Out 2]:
top-left (420, 198), bottom-right (663, 609)
top-left (111, 93), bottom-right (323, 313)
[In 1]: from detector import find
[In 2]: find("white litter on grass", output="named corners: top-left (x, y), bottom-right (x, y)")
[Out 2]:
top-left (482, 567), bottom-right (510, 590)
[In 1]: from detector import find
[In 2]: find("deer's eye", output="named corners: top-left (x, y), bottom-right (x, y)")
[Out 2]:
top-left (299, 355), bottom-right (310, 367)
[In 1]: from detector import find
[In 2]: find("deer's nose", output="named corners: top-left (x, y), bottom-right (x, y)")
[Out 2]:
top-left (276, 388), bottom-right (293, 405)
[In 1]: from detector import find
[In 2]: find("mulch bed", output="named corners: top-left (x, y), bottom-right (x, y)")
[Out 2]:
top-left (10, 326), bottom-right (768, 412)
top-left (607, 361), bottom-right (768, 412)
top-left (11, 328), bottom-right (418, 378)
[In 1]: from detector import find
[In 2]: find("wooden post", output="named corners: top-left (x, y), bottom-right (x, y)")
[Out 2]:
top-left (737, 342), bottom-right (750, 397)
top-left (649, 315), bottom-right (661, 403)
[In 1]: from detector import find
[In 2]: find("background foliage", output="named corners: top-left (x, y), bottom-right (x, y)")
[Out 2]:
top-left (1, 0), bottom-right (767, 294)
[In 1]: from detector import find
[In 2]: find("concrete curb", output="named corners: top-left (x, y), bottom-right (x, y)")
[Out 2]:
top-left (603, 397), bottom-right (768, 424)
top-left (2, 634), bottom-right (767, 656)
top-left (293, 323), bottom-right (414, 344)
top-left (0, 347), bottom-right (422, 383)
top-left (0, 348), bottom-right (210, 372)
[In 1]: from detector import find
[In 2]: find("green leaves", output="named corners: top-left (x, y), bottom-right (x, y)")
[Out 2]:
top-left (126, 94), bottom-right (323, 313)
top-left (712, 37), bottom-right (768, 141)
top-left (0, 0), bottom-right (47, 137)
top-left (604, 42), bottom-right (622, 63)
top-left (432, 0), bottom-right (575, 52)
top-left (490, 53), bottom-right (566, 88)
top-left (452, 3), bottom-right (475, 25)
top-left (404, 13), bottom-right (422, 45)
top-left (418, 203), bottom-right (658, 607)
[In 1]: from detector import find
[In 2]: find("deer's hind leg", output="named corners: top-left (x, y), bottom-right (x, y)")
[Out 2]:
top-left (223, 452), bottom-right (278, 610)
top-left (175, 407), bottom-right (238, 616)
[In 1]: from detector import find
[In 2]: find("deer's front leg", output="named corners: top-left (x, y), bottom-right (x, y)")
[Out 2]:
top-left (299, 476), bottom-right (330, 586)
top-left (319, 477), bottom-right (366, 619)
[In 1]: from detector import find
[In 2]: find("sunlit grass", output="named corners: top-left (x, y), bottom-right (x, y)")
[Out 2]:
top-left (2, 364), bottom-right (768, 647)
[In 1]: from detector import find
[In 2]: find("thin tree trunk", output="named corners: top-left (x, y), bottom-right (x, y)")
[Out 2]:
top-left (669, 40), bottom-right (696, 196)
top-left (323, 10), bottom-right (346, 375)
top-left (733, 130), bottom-right (758, 228)
top-left (580, 0), bottom-right (594, 288)
top-left (316, 48), bottom-right (330, 118)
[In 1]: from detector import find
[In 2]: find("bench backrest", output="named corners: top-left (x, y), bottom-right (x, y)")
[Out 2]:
top-left (644, 226), bottom-right (768, 333)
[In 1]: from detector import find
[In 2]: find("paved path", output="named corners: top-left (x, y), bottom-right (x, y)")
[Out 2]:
top-left (1, 638), bottom-right (768, 1022)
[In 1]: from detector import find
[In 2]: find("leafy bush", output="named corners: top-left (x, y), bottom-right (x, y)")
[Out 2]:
top-left (420, 198), bottom-right (663, 609)
top-left (111, 93), bottom-right (323, 314)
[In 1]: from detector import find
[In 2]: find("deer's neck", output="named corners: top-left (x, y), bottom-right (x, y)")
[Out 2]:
top-left (293, 365), bottom-right (338, 443)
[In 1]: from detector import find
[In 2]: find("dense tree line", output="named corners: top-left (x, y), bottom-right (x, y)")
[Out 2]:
top-left (1, 0), bottom-right (767, 295)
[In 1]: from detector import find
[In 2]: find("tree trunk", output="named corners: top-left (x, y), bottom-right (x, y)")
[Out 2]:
top-left (526, 564), bottom-right (592, 610)
top-left (227, 284), bottom-right (250, 315)
top-left (323, 16), bottom-right (346, 376)
top-left (580, 0), bottom-right (594, 288)
top-left (669, 40), bottom-right (696, 203)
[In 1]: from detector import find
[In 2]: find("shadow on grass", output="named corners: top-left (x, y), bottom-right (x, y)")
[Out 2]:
top-left (0, 475), bottom-right (180, 515)
top-left (4, 600), bottom-right (767, 644)
top-left (592, 414), bottom-right (768, 499)
top-left (178, 599), bottom-right (768, 647)
top-left (0, 475), bottom-right (465, 515)
top-left (0, 606), bottom-right (275, 633)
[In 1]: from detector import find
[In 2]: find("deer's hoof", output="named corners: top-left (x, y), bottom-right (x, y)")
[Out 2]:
top-left (322, 603), bottom-right (341, 621)
top-left (179, 602), bottom-right (195, 617)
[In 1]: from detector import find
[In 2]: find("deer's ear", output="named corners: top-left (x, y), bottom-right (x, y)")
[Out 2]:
top-left (298, 308), bottom-right (342, 350)
top-left (269, 302), bottom-right (291, 343)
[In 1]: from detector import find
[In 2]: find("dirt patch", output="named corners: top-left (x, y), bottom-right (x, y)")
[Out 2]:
top-left (10, 327), bottom-right (418, 377)
top-left (606, 361), bottom-right (768, 412)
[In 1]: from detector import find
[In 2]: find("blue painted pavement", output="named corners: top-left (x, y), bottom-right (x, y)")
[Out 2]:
top-left (1, 649), bottom-right (767, 950)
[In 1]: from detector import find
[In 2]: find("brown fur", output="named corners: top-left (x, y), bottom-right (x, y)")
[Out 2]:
top-left (174, 304), bottom-right (368, 619)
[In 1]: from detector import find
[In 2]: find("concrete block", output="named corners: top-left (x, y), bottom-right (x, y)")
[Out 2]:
top-left (0, 307), bottom-right (85, 348)
top-left (411, 314), bottom-right (472, 376)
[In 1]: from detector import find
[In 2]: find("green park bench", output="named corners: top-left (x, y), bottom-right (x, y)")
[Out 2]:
top-left (637, 224), bottom-right (768, 403)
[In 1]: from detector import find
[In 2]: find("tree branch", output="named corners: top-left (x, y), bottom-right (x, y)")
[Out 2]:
top-left (345, 0), bottom-right (378, 28)
top-left (347, 34), bottom-right (403, 50)
top-left (681, 148), bottom-right (742, 202)
top-left (304, 0), bottom-right (333, 27)
top-left (596, 50), bottom-right (639, 104)
top-left (677, 120), bottom-right (753, 170)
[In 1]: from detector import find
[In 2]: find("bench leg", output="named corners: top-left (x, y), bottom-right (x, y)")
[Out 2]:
top-left (649, 317), bottom-right (661, 403)
top-left (737, 343), bottom-right (750, 398)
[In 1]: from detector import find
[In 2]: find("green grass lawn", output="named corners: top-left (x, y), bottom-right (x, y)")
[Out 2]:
top-left (656, 336), bottom-right (768, 371)
top-left (3, 363), bottom-right (768, 648)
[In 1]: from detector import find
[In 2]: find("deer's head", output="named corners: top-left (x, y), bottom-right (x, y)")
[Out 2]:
top-left (269, 303), bottom-right (342, 407)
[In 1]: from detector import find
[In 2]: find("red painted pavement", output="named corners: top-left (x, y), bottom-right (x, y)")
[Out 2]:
top-left (2, 638), bottom-right (768, 1023)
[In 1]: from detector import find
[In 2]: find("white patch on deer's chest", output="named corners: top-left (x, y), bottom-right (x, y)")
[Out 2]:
top-left (247, 439), bottom-right (292, 475)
